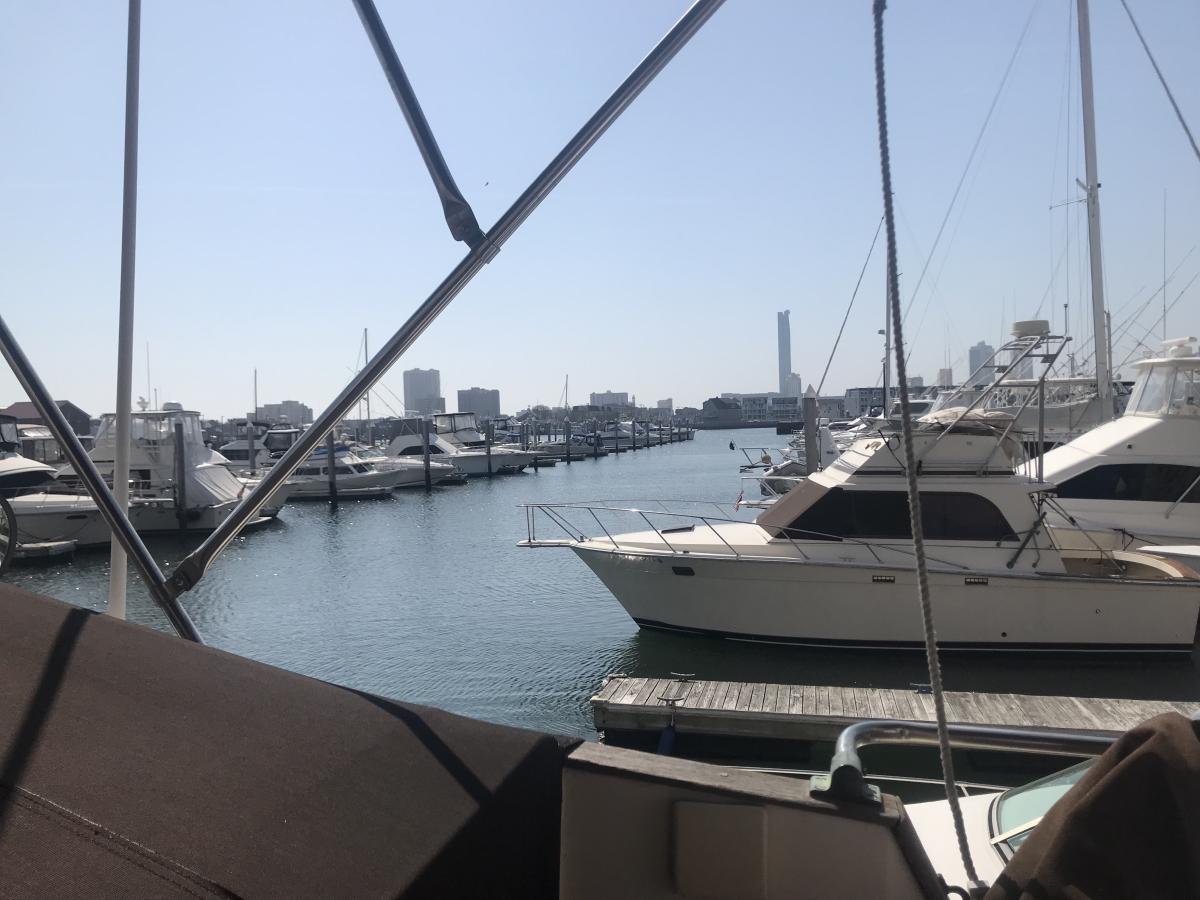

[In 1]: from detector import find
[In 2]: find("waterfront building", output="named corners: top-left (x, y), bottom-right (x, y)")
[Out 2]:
top-left (968, 341), bottom-right (995, 380)
top-left (255, 400), bottom-right (313, 425)
top-left (403, 368), bottom-right (445, 415)
top-left (656, 398), bottom-right (672, 410)
top-left (937, 367), bottom-right (954, 388)
top-left (589, 390), bottom-right (628, 407)
top-left (457, 387), bottom-right (501, 418)
top-left (0, 399), bottom-right (92, 435)
top-left (907, 376), bottom-right (924, 389)
top-left (700, 397), bottom-right (742, 427)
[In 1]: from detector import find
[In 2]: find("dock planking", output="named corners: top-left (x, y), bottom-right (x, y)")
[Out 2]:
top-left (592, 675), bottom-right (1200, 743)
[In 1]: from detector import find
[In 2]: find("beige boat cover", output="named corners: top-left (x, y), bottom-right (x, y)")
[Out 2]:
top-left (987, 712), bottom-right (1200, 900)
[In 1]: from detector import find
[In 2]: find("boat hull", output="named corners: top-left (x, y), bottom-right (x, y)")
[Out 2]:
top-left (571, 545), bottom-right (1200, 652)
top-left (10, 495), bottom-right (245, 548)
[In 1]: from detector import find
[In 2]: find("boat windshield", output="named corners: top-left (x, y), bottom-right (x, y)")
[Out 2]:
top-left (992, 759), bottom-right (1093, 852)
top-left (0, 417), bottom-right (18, 448)
top-left (1128, 364), bottom-right (1200, 418)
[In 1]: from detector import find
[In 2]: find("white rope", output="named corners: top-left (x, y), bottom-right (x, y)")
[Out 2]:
top-left (872, 1), bottom-right (982, 890)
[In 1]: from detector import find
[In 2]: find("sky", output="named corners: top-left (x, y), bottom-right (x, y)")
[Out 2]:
top-left (1, 0), bottom-right (1198, 420)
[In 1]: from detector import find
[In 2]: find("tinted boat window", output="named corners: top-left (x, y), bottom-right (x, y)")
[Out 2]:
top-left (783, 489), bottom-right (1017, 541)
top-left (1057, 464), bottom-right (1200, 503)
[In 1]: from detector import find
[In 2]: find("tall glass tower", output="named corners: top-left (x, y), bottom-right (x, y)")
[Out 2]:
top-left (777, 310), bottom-right (792, 395)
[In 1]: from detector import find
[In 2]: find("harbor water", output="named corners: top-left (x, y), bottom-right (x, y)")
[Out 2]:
top-left (6, 428), bottom-right (1199, 739)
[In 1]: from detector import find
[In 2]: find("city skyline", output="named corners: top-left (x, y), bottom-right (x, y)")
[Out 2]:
top-left (2, 2), bottom-right (1196, 419)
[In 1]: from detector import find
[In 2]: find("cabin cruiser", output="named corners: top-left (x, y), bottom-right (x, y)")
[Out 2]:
top-left (0, 415), bottom-right (57, 496)
top-left (272, 444), bottom-right (422, 498)
top-left (7, 409), bottom-right (288, 547)
top-left (584, 420), bottom-right (645, 450)
top-left (349, 444), bottom-right (458, 485)
top-left (386, 414), bottom-right (536, 476)
top-left (1035, 337), bottom-right (1200, 550)
top-left (524, 412), bottom-right (1200, 652)
top-left (217, 419), bottom-right (273, 469)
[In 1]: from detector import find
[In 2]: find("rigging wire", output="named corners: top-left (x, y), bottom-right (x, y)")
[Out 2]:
top-left (899, 0), bottom-right (1039, 330)
top-left (1118, 0), bottom-right (1200, 165)
top-left (815, 216), bottom-right (884, 397)
top-left (1117, 271), bottom-right (1200, 367)
top-left (871, 1), bottom-right (980, 890)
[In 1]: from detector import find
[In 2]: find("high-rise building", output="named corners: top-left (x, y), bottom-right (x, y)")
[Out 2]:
top-left (936, 367), bottom-right (955, 388)
top-left (777, 310), bottom-right (792, 395)
top-left (256, 400), bottom-right (313, 424)
top-left (783, 372), bottom-right (803, 398)
top-left (403, 368), bottom-right (444, 415)
top-left (656, 398), bottom-right (673, 410)
top-left (589, 390), bottom-right (629, 407)
top-left (907, 376), bottom-right (924, 389)
top-left (457, 387), bottom-right (501, 418)
top-left (968, 342), bottom-right (995, 380)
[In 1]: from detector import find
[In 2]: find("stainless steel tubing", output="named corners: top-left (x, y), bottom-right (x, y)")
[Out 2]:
top-left (168, 0), bottom-right (728, 596)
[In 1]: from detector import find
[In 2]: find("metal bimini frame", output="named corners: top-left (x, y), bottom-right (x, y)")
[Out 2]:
top-left (0, 0), bottom-right (727, 641)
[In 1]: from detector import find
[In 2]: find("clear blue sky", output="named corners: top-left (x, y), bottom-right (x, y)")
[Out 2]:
top-left (2, 1), bottom-right (1198, 420)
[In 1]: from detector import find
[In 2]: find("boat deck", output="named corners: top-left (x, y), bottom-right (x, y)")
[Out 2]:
top-left (593, 675), bottom-right (1200, 742)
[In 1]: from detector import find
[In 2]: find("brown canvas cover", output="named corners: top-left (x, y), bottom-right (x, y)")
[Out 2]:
top-left (987, 712), bottom-right (1200, 900)
top-left (0, 582), bottom-right (578, 898)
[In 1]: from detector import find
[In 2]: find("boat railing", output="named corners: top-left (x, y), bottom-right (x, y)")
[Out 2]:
top-left (521, 502), bottom-right (980, 570)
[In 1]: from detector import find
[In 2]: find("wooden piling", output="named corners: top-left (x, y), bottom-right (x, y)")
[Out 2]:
top-left (420, 418), bottom-right (432, 490)
top-left (326, 430), bottom-right (338, 504)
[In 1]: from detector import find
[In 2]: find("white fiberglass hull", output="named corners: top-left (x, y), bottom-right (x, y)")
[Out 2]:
top-left (9, 494), bottom-right (243, 548)
top-left (570, 544), bottom-right (1200, 652)
top-left (444, 450), bottom-right (533, 476)
top-left (286, 467), bottom-right (410, 498)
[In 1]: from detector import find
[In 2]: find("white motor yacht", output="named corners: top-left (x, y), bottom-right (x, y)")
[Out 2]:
top-left (350, 444), bottom-right (458, 486)
top-left (217, 419), bottom-right (273, 470)
top-left (386, 414), bottom-right (535, 476)
top-left (8, 409), bottom-right (288, 547)
top-left (1034, 337), bottom-right (1200, 550)
top-left (0, 415), bottom-right (58, 496)
top-left (277, 444), bottom-right (420, 498)
top-left (524, 414), bottom-right (1200, 652)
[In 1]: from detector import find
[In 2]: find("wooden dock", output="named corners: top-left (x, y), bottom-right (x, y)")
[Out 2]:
top-left (593, 676), bottom-right (1200, 743)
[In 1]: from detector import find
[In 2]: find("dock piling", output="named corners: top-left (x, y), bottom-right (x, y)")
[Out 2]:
top-left (420, 418), bottom-right (432, 490)
top-left (174, 422), bottom-right (187, 529)
top-left (326, 430), bottom-right (338, 505)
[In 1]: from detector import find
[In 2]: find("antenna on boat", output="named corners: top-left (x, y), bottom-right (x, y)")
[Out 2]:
top-left (1076, 0), bottom-right (1114, 422)
top-left (108, 0), bottom-right (143, 621)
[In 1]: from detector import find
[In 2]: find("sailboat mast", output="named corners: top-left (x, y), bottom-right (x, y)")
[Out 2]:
top-left (1076, 0), bottom-right (1114, 421)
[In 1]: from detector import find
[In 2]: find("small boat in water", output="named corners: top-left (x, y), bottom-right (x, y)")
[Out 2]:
top-left (386, 414), bottom-right (536, 476)
top-left (8, 409), bottom-right (288, 547)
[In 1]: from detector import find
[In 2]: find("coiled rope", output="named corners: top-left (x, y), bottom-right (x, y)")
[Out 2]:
top-left (871, 0), bottom-right (981, 890)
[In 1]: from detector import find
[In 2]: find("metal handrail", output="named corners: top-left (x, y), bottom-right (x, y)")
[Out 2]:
top-left (521, 502), bottom-right (981, 570)
top-left (810, 718), bottom-right (1114, 805)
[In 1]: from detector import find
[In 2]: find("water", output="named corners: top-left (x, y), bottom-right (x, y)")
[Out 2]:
top-left (6, 428), bottom-right (1198, 739)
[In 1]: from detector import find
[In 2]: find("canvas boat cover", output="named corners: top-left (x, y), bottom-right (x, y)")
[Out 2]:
top-left (986, 712), bottom-right (1200, 900)
top-left (0, 582), bottom-right (578, 898)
